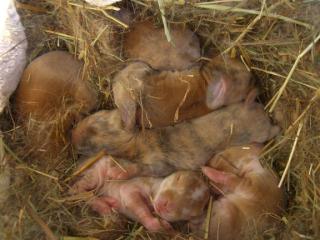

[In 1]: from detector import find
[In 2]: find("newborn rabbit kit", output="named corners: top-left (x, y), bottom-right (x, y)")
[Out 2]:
top-left (1, 1), bottom-right (320, 240)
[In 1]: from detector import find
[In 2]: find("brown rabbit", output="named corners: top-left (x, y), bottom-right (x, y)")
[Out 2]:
top-left (113, 56), bottom-right (252, 129)
top-left (123, 20), bottom-right (200, 70)
top-left (72, 91), bottom-right (280, 177)
top-left (14, 51), bottom-right (97, 153)
top-left (82, 169), bottom-right (209, 232)
top-left (193, 144), bottom-right (285, 239)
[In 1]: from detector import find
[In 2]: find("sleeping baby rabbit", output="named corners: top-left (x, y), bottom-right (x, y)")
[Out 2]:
top-left (72, 165), bottom-right (209, 233)
top-left (14, 51), bottom-right (97, 155)
top-left (113, 56), bottom-right (253, 129)
top-left (72, 91), bottom-right (279, 178)
top-left (195, 144), bottom-right (285, 239)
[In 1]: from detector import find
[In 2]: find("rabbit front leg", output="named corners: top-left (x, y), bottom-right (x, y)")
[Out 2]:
top-left (90, 196), bottom-right (119, 215)
top-left (121, 189), bottom-right (173, 232)
top-left (70, 156), bottom-right (140, 194)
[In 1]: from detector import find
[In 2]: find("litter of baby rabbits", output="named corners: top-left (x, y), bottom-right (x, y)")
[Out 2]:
top-left (0, 0), bottom-right (320, 239)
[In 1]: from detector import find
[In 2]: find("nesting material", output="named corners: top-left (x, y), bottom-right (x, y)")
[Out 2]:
top-left (0, 136), bottom-right (10, 205)
top-left (0, 0), bottom-right (320, 239)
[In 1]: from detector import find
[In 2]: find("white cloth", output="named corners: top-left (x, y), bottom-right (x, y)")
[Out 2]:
top-left (0, 0), bottom-right (26, 205)
top-left (84, 0), bottom-right (121, 6)
top-left (0, 0), bottom-right (27, 113)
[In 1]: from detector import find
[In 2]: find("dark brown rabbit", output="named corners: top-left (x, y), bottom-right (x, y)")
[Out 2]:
top-left (113, 56), bottom-right (253, 129)
top-left (72, 91), bottom-right (279, 177)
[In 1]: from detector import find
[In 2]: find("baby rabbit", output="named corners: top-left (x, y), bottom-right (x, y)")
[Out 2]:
top-left (14, 51), bottom-right (97, 154)
top-left (15, 51), bottom-right (97, 122)
top-left (113, 56), bottom-right (252, 129)
top-left (195, 145), bottom-right (285, 239)
top-left (82, 169), bottom-right (209, 232)
top-left (123, 20), bottom-right (200, 70)
top-left (72, 91), bottom-right (279, 177)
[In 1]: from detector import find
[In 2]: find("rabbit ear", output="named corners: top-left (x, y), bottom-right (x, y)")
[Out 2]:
top-left (113, 81), bottom-right (137, 131)
top-left (201, 166), bottom-right (241, 192)
top-left (205, 72), bottom-right (228, 110)
top-left (244, 88), bottom-right (258, 107)
top-left (120, 99), bottom-right (137, 131)
top-left (112, 62), bottom-right (151, 130)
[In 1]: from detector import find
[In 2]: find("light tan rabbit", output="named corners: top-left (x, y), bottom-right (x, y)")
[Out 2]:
top-left (194, 144), bottom-right (285, 239)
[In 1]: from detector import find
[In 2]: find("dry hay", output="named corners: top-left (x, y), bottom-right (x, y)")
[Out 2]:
top-left (0, 0), bottom-right (320, 239)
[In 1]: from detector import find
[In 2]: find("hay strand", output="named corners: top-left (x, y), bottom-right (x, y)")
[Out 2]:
top-left (25, 202), bottom-right (58, 240)
top-left (278, 122), bottom-right (303, 188)
top-left (16, 165), bottom-right (59, 181)
top-left (222, 0), bottom-right (266, 54)
top-left (204, 196), bottom-right (213, 240)
top-left (268, 32), bottom-right (320, 112)
top-left (109, 155), bottom-right (128, 173)
top-left (174, 79), bottom-right (190, 123)
top-left (100, 10), bottom-right (129, 28)
top-left (15, 1), bottom-right (48, 13)
top-left (66, 149), bottom-right (107, 182)
top-left (157, 0), bottom-right (172, 42)
top-left (193, 2), bottom-right (313, 29)
top-left (67, 1), bottom-right (120, 11)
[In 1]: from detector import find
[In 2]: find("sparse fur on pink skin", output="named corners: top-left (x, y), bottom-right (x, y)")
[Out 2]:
top-left (112, 55), bottom-right (253, 129)
top-left (72, 91), bottom-right (280, 177)
top-left (79, 170), bottom-right (209, 232)
top-left (194, 145), bottom-right (285, 239)
top-left (70, 156), bottom-right (140, 194)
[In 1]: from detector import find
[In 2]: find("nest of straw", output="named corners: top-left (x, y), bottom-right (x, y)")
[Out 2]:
top-left (1, 0), bottom-right (320, 239)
